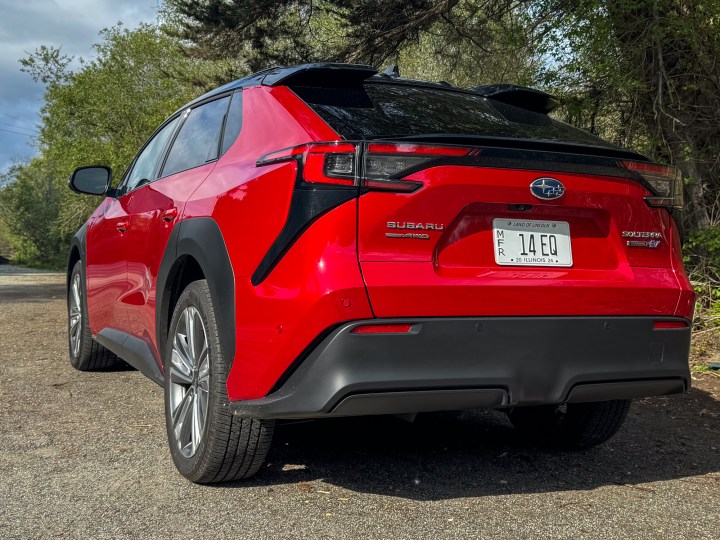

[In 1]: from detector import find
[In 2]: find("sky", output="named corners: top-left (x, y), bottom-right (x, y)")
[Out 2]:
top-left (0, 0), bottom-right (160, 172)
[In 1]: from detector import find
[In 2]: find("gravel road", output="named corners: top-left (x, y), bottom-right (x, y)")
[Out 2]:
top-left (1, 267), bottom-right (719, 539)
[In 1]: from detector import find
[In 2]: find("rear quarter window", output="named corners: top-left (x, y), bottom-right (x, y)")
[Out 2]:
top-left (162, 96), bottom-right (230, 178)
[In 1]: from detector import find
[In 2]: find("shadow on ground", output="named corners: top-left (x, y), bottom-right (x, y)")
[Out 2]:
top-left (231, 385), bottom-right (720, 500)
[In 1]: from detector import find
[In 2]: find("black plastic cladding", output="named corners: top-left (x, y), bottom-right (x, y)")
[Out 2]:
top-left (250, 177), bottom-right (357, 286)
top-left (156, 218), bottom-right (236, 366)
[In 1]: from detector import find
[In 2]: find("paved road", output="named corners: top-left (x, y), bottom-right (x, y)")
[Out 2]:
top-left (1, 268), bottom-right (719, 539)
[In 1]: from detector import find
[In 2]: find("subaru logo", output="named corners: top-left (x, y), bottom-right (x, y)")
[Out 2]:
top-left (530, 177), bottom-right (565, 200)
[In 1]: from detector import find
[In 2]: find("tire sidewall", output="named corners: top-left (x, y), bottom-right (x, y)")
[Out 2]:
top-left (163, 281), bottom-right (224, 480)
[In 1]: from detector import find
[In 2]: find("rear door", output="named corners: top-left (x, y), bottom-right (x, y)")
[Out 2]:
top-left (293, 83), bottom-right (682, 318)
top-left (123, 93), bottom-right (240, 356)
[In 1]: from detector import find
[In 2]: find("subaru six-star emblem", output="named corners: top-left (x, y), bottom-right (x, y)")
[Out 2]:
top-left (530, 177), bottom-right (565, 200)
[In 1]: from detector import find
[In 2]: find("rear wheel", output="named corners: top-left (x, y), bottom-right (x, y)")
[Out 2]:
top-left (164, 279), bottom-right (274, 483)
top-left (509, 400), bottom-right (631, 449)
top-left (67, 261), bottom-right (120, 371)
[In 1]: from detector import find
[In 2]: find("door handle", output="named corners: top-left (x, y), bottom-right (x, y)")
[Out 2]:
top-left (116, 221), bottom-right (129, 233)
top-left (161, 208), bottom-right (178, 222)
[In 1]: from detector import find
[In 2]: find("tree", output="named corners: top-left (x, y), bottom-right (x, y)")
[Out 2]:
top-left (18, 24), bottom-right (219, 239)
top-left (537, 0), bottom-right (720, 236)
top-left (162, 0), bottom-right (538, 85)
top-left (0, 160), bottom-right (63, 265)
top-left (0, 24), bottom-right (223, 266)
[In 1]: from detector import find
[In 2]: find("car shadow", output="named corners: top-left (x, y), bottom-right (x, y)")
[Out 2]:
top-left (229, 385), bottom-right (720, 500)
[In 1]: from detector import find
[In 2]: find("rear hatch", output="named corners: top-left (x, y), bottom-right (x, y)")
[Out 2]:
top-left (291, 81), bottom-right (685, 318)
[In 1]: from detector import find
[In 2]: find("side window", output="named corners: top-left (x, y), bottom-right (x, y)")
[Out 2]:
top-left (221, 91), bottom-right (243, 155)
top-left (161, 96), bottom-right (230, 178)
top-left (123, 116), bottom-right (179, 193)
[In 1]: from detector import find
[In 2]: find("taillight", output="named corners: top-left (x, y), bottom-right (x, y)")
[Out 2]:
top-left (363, 143), bottom-right (472, 192)
top-left (257, 142), bottom-right (473, 192)
top-left (621, 161), bottom-right (683, 209)
top-left (257, 142), bottom-right (357, 186)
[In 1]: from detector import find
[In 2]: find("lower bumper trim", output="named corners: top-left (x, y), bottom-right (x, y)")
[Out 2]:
top-left (229, 316), bottom-right (691, 419)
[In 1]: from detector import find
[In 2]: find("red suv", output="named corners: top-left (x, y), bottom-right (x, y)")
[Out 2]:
top-left (67, 63), bottom-right (694, 483)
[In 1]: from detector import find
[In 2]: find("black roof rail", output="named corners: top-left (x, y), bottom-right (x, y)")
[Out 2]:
top-left (261, 63), bottom-right (378, 88)
top-left (470, 84), bottom-right (559, 115)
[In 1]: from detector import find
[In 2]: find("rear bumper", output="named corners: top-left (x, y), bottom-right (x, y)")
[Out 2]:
top-left (229, 317), bottom-right (691, 419)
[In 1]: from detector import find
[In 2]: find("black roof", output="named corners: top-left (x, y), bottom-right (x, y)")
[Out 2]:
top-left (180, 62), bottom-right (559, 115)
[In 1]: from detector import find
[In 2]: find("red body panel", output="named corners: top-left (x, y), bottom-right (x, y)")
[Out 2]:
top-left (124, 163), bottom-right (216, 360)
top-left (357, 165), bottom-right (683, 318)
top-left (86, 198), bottom-right (130, 334)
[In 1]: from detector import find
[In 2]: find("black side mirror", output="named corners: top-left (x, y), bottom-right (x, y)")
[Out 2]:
top-left (69, 166), bottom-right (112, 196)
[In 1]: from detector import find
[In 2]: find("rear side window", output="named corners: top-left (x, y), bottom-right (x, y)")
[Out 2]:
top-left (292, 83), bottom-right (615, 149)
top-left (221, 91), bottom-right (243, 155)
top-left (162, 96), bottom-right (230, 177)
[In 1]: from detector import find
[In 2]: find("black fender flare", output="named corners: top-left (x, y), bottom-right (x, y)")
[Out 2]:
top-left (67, 223), bottom-right (87, 289)
top-left (156, 218), bottom-right (235, 368)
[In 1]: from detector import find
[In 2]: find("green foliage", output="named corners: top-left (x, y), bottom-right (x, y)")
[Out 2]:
top-left (0, 160), bottom-right (65, 266)
top-left (3, 0), bottom-right (719, 285)
top-left (27, 24), bottom-right (216, 237)
top-left (0, 217), bottom-right (14, 260)
top-left (0, 24), bottom-right (224, 268)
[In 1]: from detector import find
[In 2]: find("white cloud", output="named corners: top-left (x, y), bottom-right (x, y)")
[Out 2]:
top-left (0, 0), bottom-right (160, 170)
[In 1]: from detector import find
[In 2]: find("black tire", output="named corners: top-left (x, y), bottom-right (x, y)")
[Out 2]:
top-left (164, 279), bottom-right (274, 483)
top-left (67, 261), bottom-right (120, 371)
top-left (509, 400), bottom-right (631, 449)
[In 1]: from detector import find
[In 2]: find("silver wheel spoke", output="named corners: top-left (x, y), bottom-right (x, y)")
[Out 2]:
top-left (170, 345), bottom-right (193, 378)
top-left (185, 308), bottom-right (196, 362)
top-left (191, 394), bottom-right (202, 454)
top-left (168, 304), bottom-right (210, 459)
top-left (197, 350), bottom-right (210, 390)
top-left (69, 275), bottom-right (83, 356)
top-left (173, 388), bottom-right (194, 450)
top-left (169, 362), bottom-right (193, 386)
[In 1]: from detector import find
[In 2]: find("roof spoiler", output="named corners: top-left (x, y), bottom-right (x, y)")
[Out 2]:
top-left (261, 63), bottom-right (378, 88)
top-left (470, 84), bottom-right (559, 115)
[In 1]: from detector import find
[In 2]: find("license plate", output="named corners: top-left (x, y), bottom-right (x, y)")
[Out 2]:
top-left (493, 218), bottom-right (573, 267)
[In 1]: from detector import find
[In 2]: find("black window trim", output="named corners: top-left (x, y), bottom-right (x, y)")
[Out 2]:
top-left (218, 89), bottom-right (243, 157)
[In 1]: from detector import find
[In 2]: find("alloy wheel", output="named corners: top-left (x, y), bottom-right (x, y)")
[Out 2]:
top-left (69, 273), bottom-right (83, 357)
top-left (168, 306), bottom-right (210, 458)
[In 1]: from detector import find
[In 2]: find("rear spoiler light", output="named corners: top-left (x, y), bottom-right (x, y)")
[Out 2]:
top-left (257, 142), bottom-right (473, 192)
top-left (621, 161), bottom-right (684, 209)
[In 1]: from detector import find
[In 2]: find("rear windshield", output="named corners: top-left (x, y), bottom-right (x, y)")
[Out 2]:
top-left (292, 82), bottom-right (616, 149)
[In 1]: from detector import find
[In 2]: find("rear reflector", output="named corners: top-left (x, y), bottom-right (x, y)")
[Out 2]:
top-left (653, 321), bottom-right (688, 330)
top-left (351, 324), bottom-right (414, 334)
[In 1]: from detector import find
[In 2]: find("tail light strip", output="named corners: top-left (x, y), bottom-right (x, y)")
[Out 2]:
top-left (257, 142), bottom-right (474, 192)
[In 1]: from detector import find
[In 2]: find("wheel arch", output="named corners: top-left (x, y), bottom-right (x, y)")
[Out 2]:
top-left (157, 218), bottom-right (235, 369)
top-left (67, 223), bottom-right (86, 290)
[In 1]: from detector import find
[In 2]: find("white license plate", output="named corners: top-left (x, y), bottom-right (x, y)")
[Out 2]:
top-left (493, 218), bottom-right (573, 267)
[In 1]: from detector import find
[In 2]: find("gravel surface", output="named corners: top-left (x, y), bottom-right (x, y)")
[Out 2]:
top-left (1, 268), bottom-right (719, 539)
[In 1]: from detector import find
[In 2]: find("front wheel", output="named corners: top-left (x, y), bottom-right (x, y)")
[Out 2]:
top-left (509, 400), bottom-right (631, 449)
top-left (164, 279), bottom-right (274, 483)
